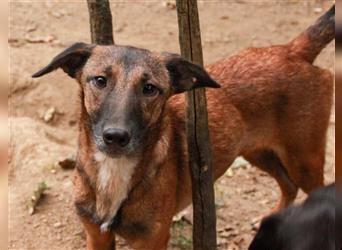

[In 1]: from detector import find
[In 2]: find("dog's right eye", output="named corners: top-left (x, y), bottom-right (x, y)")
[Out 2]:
top-left (93, 76), bottom-right (107, 89)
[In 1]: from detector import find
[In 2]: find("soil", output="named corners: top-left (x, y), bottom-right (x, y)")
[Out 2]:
top-left (9, 1), bottom-right (335, 250)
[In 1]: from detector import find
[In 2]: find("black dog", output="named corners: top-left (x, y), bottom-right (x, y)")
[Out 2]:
top-left (249, 183), bottom-right (337, 250)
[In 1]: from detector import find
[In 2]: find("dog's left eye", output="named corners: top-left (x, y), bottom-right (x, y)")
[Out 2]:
top-left (93, 76), bottom-right (107, 89)
top-left (142, 83), bottom-right (160, 97)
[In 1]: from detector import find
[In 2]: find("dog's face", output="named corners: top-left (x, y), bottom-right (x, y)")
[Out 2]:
top-left (33, 43), bottom-right (219, 157)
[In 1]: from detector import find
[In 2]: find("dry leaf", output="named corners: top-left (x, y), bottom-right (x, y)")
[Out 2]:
top-left (58, 155), bottom-right (76, 170)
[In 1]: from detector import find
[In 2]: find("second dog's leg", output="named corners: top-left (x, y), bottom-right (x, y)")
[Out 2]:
top-left (126, 221), bottom-right (172, 250)
top-left (286, 150), bottom-right (325, 194)
top-left (244, 150), bottom-right (298, 211)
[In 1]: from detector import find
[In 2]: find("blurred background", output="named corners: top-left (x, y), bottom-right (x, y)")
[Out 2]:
top-left (336, 1), bottom-right (341, 185)
top-left (2, 0), bottom-right (8, 250)
top-left (8, 1), bottom-right (335, 250)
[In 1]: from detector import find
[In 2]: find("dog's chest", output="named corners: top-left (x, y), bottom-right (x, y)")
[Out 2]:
top-left (94, 152), bottom-right (137, 232)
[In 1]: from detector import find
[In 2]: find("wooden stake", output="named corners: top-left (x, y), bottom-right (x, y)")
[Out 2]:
top-left (86, 1), bottom-right (115, 249)
top-left (87, 0), bottom-right (114, 45)
top-left (176, 1), bottom-right (217, 249)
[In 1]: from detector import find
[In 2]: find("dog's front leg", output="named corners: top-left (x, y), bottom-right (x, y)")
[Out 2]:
top-left (128, 221), bottom-right (171, 250)
top-left (81, 216), bottom-right (115, 250)
top-left (73, 170), bottom-right (115, 250)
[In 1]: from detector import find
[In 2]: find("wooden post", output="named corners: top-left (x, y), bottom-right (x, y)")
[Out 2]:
top-left (87, 0), bottom-right (114, 45)
top-left (86, 1), bottom-right (115, 249)
top-left (175, 1), bottom-right (217, 250)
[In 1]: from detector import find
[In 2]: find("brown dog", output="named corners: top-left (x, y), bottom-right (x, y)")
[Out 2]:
top-left (32, 5), bottom-right (334, 250)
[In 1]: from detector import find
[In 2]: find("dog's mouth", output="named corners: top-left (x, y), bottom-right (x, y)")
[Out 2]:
top-left (98, 144), bottom-right (126, 157)
top-left (96, 142), bottom-right (131, 158)
top-left (93, 134), bottom-right (139, 158)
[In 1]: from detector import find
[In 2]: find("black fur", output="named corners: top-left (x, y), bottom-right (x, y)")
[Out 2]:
top-left (249, 183), bottom-right (336, 250)
top-left (306, 4), bottom-right (335, 46)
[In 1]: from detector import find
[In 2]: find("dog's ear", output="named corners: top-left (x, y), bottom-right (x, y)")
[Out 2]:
top-left (161, 53), bottom-right (220, 94)
top-left (32, 42), bottom-right (94, 78)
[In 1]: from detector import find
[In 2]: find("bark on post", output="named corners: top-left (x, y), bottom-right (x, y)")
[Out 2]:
top-left (87, 0), bottom-right (114, 45)
top-left (86, 1), bottom-right (115, 249)
top-left (175, 1), bottom-right (217, 249)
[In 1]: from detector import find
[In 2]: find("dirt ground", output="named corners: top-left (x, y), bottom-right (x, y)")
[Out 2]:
top-left (9, 1), bottom-right (335, 250)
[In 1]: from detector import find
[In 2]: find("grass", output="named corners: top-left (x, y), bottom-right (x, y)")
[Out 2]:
top-left (171, 219), bottom-right (192, 250)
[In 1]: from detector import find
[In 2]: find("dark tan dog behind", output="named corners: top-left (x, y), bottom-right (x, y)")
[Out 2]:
top-left (32, 5), bottom-right (334, 250)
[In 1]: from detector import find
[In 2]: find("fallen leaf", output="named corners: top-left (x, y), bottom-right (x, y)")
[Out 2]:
top-left (53, 222), bottom-right (63, 228)
top-left (25, 34), bottom-right (57, 44)
top-left (43, 107), bottom-right (56, 123)
top-left (58, 155), bottom-right (76, 170)
top-left (162, 0), bottom-right (176, 10)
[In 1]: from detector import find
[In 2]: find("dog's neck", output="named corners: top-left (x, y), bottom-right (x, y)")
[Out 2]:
top-left (93, 151), bottom-right (138, 232)
top-left (77, 104), bottom-right (173, 232)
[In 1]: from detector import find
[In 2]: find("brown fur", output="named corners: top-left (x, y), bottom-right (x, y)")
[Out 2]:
top-left (33, 6), bottom-right (334, 250)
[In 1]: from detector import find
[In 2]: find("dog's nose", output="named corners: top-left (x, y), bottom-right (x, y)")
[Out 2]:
top-left (103, 128), bottom-right (130, 147)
